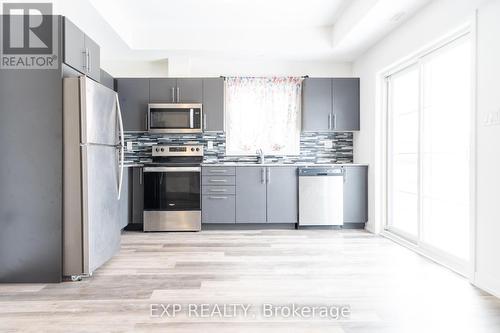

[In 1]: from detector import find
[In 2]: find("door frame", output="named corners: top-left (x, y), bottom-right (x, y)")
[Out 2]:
top-left (378, 21), bottom-right (477, 279)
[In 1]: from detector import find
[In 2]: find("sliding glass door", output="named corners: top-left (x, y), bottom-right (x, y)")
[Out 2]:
top-left (386, 33), bottom-right (472, 267)
top-left (387, 65), bottom-right (420, 240)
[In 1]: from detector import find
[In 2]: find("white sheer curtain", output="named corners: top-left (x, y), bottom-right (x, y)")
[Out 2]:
top-left (225, 77), bottom-right (302, 155)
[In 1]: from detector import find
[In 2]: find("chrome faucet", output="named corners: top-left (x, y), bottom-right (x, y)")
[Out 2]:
top-left (256, 148), bottom-right (265, 164)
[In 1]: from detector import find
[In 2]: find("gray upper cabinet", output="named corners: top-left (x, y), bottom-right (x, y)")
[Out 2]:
top-left (266, 167), bottom-right (298, 223)
top-left (302, 78), bottom-right (332, 131)
top-left (332, 78), bottom-right (360, 131)
top-left (63, 18), bottom-right (85, 75)
top-left (176, 78), bottom-right (203, 103)
top-left (302, 77), bottom-right (360, 131)
top-left (202, 78), bottom-right (224, 131)
top-left (100, 70), bottom-right (114, 91)
top-left (116, 78), bottom-right (150, 131)
top-left (63, 17), bottom-right (100, 81)
top-left (236, 167), bottom-right (267, 223)
top-left (84, 35), bottom-right (100, 81)
top-left (149, 78), bottom-right (202, 103)
top-left (149, 78), bottom-right (177, 103)
top-left (343, 166), bottom-right (368, 223)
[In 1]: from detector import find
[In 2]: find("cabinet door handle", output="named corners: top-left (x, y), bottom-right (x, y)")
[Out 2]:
top-left (333, 113), bottom-right (337, 129)
top-left (328, 114), bottom-right (332, 130)
top-left (209, 169), bottom-right (227, 173)
top-left (208, 196), bottom-right (228, 200)
top-left (209, 189), bottom-right (227, 193)
top-left (209, 179), bottom-right (227, 183)
top-left (203, 114), bottom-right (207, 131)
top-left (139, 168), bottom-right (143, 185)
top-left (87, 49), bottom-right (91, 74)
top-left (177, 87), bottom-right (180, 102)
top-left (171, 87), bottom-right (175, 103)
top-left (82, 50), bottom-right (86, 71)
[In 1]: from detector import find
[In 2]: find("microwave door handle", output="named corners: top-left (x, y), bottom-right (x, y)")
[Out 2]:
top-left (190, 109), bottom-right (194, 128)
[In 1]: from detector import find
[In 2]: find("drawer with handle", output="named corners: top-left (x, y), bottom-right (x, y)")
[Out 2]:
top-left (202, 195), bottom-right (236, 224)
top-left (202, 175), bottom-right (236, 186)
top-left (202, 185), bottom-right (236, 195)
top-left (202, 166), bottom-right (236, 176)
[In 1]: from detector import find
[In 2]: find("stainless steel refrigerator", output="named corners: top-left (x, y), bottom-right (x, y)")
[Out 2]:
top-left (63, 76), bottom-right (124, 280)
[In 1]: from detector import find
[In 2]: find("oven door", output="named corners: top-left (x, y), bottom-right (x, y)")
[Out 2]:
top-left (143, 167), bottom-right (201, 212)
top-left (148, 104), bottom-right (202, 133)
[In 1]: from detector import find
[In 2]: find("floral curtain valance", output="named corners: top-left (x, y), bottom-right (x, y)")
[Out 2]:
top-left (225, 77), bottom-right (303, 156)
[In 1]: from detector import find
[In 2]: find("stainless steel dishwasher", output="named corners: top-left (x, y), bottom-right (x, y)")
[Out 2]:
top-left (298, 167), bottom-right (344, 226)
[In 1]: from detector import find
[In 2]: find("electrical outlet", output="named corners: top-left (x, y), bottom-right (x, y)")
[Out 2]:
top-left (323, 140), bottom-right (333, 149)
top-left (207, 141), bottom-right (214, 150)
top-left (126, 141), bottom-right (133, 151)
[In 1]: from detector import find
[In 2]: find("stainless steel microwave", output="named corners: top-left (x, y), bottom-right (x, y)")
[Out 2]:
top-left (148, 103), bottom-right (203, 133)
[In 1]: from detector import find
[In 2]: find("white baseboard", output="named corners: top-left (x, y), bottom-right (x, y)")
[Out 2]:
top-left (474, 271), bottom-right (500, 299)
top-left (364, 223), bottom-right (376, 234)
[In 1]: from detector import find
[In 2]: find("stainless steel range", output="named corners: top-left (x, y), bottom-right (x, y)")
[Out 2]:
top-left (143, 145), bottom-right (203, 232)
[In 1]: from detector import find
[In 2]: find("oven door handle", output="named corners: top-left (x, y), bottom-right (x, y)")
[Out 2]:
top-left (143, 167), bottom-right (201, 172)
top-left (189, 108), bottom-right (194, 128)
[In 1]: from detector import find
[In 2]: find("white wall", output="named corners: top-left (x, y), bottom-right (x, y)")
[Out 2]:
top-left (353, 0), bottom-right (500, 297)
top-left (104, 57), bottom-right (352, 78)
top-left (102, 59), bottom-right (169, 77)
top-left (186, 58), bottom-right (352, 77)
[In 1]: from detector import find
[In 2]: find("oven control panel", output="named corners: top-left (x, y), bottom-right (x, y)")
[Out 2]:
top-left (152, 145), bottom-right (204, 157)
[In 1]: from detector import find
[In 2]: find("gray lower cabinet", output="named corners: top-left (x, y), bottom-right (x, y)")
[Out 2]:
top-left (132, 167), bottom-right (144, 224)
top-left (202, 195), bottom-right (235, 224)
top-left (236, 167), bottom-right (267, 223)
top-left (202, 78), bottom-right (224, 131)
top-left (118, 167), bottom-right (131, 229)
top-left (343, 166), bottom-right (368, 223)
top-left (202, 167), bottom-right (236, 224)
top-left (116, 78), bottom-right (150, 131)
top-left (266, 167), bottom-right (298, 223)
top-left (332, 78), bottom-right (360, 131)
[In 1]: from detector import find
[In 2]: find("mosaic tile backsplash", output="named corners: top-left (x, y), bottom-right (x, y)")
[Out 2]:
top-left (123, 131), bottom-right (353, 165)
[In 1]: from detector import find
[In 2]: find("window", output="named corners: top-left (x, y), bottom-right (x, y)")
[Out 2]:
top-left (386, 33), bottom-right (472, 266)
top-left (225, 77), bottom-right (302, 156)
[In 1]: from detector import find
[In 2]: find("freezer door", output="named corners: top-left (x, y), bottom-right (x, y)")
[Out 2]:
top-left (80, 76), bottom-right (119, 146)
top-left (81, 145), bottom-right (121, 274)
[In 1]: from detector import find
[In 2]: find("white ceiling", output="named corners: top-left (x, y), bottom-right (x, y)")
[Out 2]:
top-left (53, 0), bottom-right (432, 71)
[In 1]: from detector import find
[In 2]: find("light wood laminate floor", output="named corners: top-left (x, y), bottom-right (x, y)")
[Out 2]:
top-left (1, 229), bottom-right (500, 332)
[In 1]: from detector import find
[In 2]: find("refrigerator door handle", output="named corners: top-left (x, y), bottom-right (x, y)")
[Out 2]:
top-left (116, 94), bottom-right (125, 200)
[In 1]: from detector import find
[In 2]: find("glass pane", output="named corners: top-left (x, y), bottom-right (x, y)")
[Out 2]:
top-left (421, 36), bottom-right (471, 260)
top-left (388, 65), bottom-right (419, 238)
top-left (144, 172), bottom-right (200, 211)
top-left (150, 109), bottom-right (190, 129)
